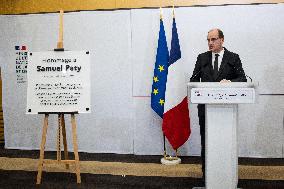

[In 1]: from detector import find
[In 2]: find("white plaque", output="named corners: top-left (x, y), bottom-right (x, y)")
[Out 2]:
top-left (26, 51), bottom-right (91, 114)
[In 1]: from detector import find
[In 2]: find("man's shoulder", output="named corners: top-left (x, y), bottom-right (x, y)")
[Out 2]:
top-left (198, 51), bottom-right (211, 57)
top-left (224, 48), bottom-right (239, 57)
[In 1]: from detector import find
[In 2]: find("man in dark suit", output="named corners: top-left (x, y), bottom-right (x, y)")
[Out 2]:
top-left (190, 28), bottom-right (247, 181)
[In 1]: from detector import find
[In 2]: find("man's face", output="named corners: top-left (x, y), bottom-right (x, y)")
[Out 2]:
top-left (207, 30), bottom-right (224, 53)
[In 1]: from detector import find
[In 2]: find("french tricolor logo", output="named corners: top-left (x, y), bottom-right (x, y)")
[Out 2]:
top-left (15, 45), bottom-right (27, 50)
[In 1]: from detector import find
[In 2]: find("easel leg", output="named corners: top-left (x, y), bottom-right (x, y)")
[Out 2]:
top-left (57, 114), bottom-right (62, 161)
top-left (71, 114), bottom-right (81, 183)
top-left (37, 114), bottom-right (49, 184)
top-left (61, 114), bottom-right (69, 169)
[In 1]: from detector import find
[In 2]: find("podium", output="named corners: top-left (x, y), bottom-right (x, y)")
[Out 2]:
top-left (187, 82), bottom-right (255, 189)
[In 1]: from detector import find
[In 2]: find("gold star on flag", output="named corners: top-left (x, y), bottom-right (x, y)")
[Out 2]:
top-left (153, 76), bottom-right (159, 83)
top-left (153, 89), bottom-right (158, 95)
top-left (159, 99), bottom-right (165, 106)
top-left (158, 65), bottom-right (164, 72)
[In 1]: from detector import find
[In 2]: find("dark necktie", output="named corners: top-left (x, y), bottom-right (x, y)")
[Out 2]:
top-left (213, 54), bottom-right (219, 79)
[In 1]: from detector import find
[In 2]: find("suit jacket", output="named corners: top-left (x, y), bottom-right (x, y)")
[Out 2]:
top-left (190, 48), bottom-right (247, 82)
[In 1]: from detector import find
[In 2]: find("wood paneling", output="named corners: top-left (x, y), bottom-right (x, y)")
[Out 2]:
top-left (0, 0), bottom-right (283, 14)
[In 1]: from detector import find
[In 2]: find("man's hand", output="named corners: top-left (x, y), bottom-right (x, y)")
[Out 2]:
top-left (220, 79), bottom-right (231, 83)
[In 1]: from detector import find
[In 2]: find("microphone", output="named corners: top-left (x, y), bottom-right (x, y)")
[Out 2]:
top-left (190, 69), bottom-right (202, 82)
top-left (231, 64), bottom-right (252, 82)
top-left (246, 74), bottom-right (253, 83)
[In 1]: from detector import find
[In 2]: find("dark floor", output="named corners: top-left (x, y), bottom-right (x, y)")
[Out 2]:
top-left (0, 144), bottom-right (284, 189)
top-left (0, 170), bottom-right (284, 189)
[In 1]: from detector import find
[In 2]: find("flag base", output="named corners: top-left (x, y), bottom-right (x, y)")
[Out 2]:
top-left (160, 157), bottom-right (181, 165)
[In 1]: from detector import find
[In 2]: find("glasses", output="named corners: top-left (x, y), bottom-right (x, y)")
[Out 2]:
top-left (207, 37), bottom-right (219, 42)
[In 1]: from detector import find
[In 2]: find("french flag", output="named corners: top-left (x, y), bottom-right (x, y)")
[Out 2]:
top-left (162, 17), bottom-right (191, 150)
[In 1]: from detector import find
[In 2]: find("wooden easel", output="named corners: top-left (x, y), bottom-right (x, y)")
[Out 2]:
top-left (36, 10), bottom-right (81, 184)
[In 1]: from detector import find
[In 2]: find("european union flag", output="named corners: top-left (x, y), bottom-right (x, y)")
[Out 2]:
top-left (151, 19), bottom-right (169, 118)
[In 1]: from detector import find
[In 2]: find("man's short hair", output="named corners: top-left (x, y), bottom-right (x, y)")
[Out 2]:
top-left (217, 29), bottom-right (224, 39)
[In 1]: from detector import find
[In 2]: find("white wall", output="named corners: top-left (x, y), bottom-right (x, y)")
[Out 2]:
top-left (1, 11), bottom-right (134, 154)
top-left (0, 4), bottom-right (283, 157)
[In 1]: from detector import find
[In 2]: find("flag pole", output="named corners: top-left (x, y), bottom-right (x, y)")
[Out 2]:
top-left (159, 6), bottom-right (168, 160)
top-left (172, 4), bottom-right (175, 18)
top-left (170, 3), bottom-right (180, 162)
top-left (163, 134), bottom-right (167, 158)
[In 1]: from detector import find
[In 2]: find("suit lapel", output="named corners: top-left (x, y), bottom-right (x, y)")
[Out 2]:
top-left (205, 52), bottom-right (214, 79)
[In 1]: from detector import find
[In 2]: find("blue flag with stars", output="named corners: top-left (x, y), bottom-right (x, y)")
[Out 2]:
top-left (151, 19), bottom-right (169, 118)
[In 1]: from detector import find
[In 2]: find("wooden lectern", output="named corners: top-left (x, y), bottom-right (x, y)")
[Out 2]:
top-left (188, 82), bottom-right (255, 189)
